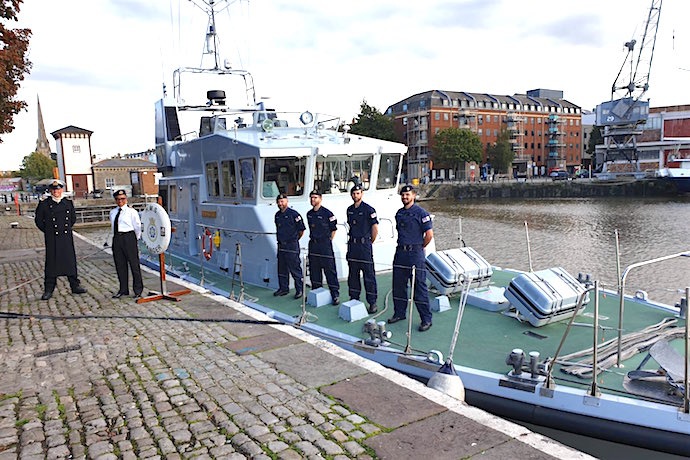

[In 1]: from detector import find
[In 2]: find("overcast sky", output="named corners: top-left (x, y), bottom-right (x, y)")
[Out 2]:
top-left (1, 0), bottom-right (688, 170)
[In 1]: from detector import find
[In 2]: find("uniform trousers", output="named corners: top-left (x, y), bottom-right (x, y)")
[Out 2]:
top-left (44, 275), bottom-right (81, 294)
top-left (112, 231), bottom-right (143, 295)
top-left (308, 240), bottom-right (339, 296)
top-left (346, 243), bottom-right (377, 305)
top-left (277, 241), bottom-right (303, 293)
top-left (392, 249), bottom-right (432, 324)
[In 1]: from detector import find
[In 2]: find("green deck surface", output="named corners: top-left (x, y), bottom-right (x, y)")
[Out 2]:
top-left (146, 250), bottom-right (686, 400)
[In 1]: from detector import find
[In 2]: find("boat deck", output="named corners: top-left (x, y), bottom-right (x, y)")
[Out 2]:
top-left (145, 250), bottom-right (687, 403)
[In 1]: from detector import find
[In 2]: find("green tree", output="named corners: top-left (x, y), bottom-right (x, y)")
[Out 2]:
top-left (20, 152), bottom-right (55, 182)
top-left (0, 0), bottom-right (32, 140)
top-left (487, 130), bottom-right (514, 174)
top-left (587, 125), bottom-right (603, 156)
top-left (349, 100), bottom-right (397, 142)
top-left (433, 127), bottom-right (483, 176)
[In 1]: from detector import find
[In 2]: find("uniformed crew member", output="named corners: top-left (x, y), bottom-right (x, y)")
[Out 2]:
top-left (110, 190), bottom-right (144, 299)
top-left (274, 193), bottom-right (306, 299)
top-left (388, 185), bottom-right (434, 331)
top-left (34, 180), bottom-right (87, 300)
top-left (346, 184), bottom-right (378, 313)
top-left (306, 189), bottom-right (339, 305)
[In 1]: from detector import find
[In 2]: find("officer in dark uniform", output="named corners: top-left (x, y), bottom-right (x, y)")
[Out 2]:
top-left (306, 190), bottom-right (340, 305)
top-left (274, 193), bottom-right (306, 299)
top-left (346, 184), bottom-right (378, 313)
top-left (34, 179), bottom-right (87, 300)
top-left (388, 185), bottom-right (434, 331)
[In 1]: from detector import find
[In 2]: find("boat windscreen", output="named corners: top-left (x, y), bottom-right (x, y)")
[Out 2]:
top-left (262, 157), bottom-right (307, 197)
top-left (315, 155), bottom-right (373, 194)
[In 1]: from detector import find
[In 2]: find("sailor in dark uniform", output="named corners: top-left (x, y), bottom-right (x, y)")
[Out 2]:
top-left (306, 190), bottom-right (340, 304)
top-left (388, 185), bottom-right (434, 331)
top-left (34, 179), bottom-right (87, 300)
top-left (274, 193), bottom-right (306, 299)
top-left (346, 184), bottom-right (378, 313)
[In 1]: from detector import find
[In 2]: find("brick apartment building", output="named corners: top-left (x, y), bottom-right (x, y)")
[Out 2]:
top-left (387, 89), bottom-right (582, 181)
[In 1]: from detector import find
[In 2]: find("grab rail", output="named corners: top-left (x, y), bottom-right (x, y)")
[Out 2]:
top-left (616, 251), bottom-right (690, 367)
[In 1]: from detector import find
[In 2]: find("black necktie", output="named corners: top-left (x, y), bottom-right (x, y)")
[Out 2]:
top-left (114, 208), bottom-right (121, 234)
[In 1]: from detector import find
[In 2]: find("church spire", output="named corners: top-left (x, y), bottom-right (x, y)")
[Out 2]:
top-left (35, 95), bottom-right (51, 156)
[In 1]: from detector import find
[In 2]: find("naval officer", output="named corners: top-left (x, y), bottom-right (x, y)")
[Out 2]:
top-left (306, 189), bottom-right (339, 305)
top-left (388, 185), bottom-right (434, 331)
top-left (346, 184), bottom-right (378, 313)
top-left (34, 179), bottom-right (87, 300)
top-left (110, 189), bottom-right (144, 299)
top-left (274, 193), bottom-right (306, 299)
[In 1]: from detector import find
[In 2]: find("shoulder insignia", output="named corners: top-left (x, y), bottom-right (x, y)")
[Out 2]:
top-left (295, 215), bottom-right (302, 222)
top-left (422, 215), bottom-right (431, 223)
top-left (328, 216), bottom-right (336, 221)
top-left (370, 212), bottom-right (377, 218)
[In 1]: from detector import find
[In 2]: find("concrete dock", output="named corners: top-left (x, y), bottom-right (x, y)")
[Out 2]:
top-left (0, 215), bottom-right (591, 459)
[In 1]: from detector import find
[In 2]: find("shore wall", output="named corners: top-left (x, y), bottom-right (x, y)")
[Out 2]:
top-left (417, 178), bottom-right (679, 200)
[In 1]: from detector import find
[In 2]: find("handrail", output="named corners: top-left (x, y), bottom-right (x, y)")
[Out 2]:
top-left (616, 251), bottom-right (690, 367)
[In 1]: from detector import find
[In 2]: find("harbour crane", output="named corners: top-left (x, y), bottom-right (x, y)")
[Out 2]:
top-left (595, 0), bottom-right (662, 175)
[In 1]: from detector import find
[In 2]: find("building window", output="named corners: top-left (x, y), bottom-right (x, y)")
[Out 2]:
top-left (478, 129), bottom-right (482, 136)
top-left (72, 145), bottom-right (81, 153)
top-left (443, 113), bottom-right (449, 121)
top-left (105, 178), bottom-right (115, 188)
top-left (435, 113), bottom-right (440, 120)
top-left (493, 129), bottom-right (498, 136)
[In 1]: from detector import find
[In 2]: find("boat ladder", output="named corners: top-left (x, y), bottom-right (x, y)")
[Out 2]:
top-left (230, 242), bottom-right (244, 301)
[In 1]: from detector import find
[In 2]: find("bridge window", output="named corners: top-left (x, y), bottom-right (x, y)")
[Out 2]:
top-left (239, 158), bottom-right (256, 199)
top-left (262, 157), bottom-right (306, 197)
top-left (205, 162), bottom-right (219, 197)
top-left (377, 153), bottom-right (401, 189)
top-left (315, 155), bottom-right (373, 194)
top-left (221, 160), bottom-right (236, 198)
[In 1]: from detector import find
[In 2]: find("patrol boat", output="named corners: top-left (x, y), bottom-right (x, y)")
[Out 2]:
top-left (148, 1), bottom-right (690, 456)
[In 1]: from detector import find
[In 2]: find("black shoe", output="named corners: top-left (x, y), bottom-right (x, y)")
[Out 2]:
top-left (367, 304), bottom-right (378, 314)
top-left (331, 297), bottom-right (340, 306)
top-left (40, 292), bottom-right (52, 301)
top-left (418, 322), bottom-right (432, 332)
top-left (293, 291), bottom-right (303, 300)
top-left (273, 290), bottom-right (288, 297)
top-left (133, 294), bottom-right (142, 300)
top-left (72, 287), bottom-right (87, 295)
top-left (112, 292), bottom-right (128, 299)
top-left (387, 316), bottom-right (406, 324)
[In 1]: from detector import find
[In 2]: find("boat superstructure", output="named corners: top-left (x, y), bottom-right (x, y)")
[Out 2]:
top-left (155, 0), bottom-right (407, 289)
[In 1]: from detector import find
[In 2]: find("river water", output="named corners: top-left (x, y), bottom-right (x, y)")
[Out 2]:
top-left (425, 195), bottom-right (690, 307)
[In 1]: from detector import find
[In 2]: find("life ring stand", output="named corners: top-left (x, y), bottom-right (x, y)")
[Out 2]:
top-left (202, 228), bottom-right (213, 260)
top-left (140, 203), bottom-right (172, 254)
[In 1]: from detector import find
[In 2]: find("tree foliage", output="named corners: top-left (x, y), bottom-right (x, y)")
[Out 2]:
top-left (349, 100), bottom-right (397, 142)
top-left (587, 125), bottom-right (603, 156)
top-left (487, 129), bottom-right (514, 173)
top-left (0, 0), bottom-right (32, 141)
top-left (433, 127), bottom-right (483, 172)
top-left (20, 152), bottom-right (55, 182)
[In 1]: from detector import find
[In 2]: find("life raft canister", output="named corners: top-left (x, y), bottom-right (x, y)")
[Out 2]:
top-left (140, 203), bottom-right (172, 254)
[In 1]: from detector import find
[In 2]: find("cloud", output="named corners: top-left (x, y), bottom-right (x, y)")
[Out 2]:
top-left (106, 0), bottom-right (168, 21)
top-left (427, 0), bottom-right (501, 29)
top-left (539, 14), bottom-right (604, 46)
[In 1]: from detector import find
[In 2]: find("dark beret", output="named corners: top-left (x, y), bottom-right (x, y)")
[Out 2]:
top-left (350, 184), bottom-right (363, 193)
top-left (276, 193), bottom-right (288, 201)
top-left (400, 184), bottom-right (415, 195)
top-left (309, 189), bottom-right (322, 197)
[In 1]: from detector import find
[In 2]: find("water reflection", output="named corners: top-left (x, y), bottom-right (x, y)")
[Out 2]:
top-left (425, 196), bottom-right (690, 306)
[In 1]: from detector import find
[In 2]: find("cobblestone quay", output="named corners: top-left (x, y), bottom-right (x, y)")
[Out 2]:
top-left (0, 215), bottom-right (590, 459)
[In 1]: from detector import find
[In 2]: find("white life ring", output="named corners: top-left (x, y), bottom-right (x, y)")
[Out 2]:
top-left (139, 203), bottom-right (172, 254)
